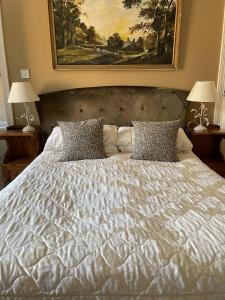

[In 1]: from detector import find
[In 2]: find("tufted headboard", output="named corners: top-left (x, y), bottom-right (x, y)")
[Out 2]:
top-left (36, 86), bottom-right (189, 139)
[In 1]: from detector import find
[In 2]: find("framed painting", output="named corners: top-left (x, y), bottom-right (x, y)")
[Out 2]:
top-left (48, 0), bottom-right (182, 70)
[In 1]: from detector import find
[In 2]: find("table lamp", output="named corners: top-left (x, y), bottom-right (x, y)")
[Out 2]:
top-left (187, 81), bottom-right (218, 131)
top-left (8, 82), bottom-right (40, 132)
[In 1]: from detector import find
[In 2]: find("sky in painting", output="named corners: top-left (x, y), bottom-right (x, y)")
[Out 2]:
top-left (80, 0), bottom-right (142, 40)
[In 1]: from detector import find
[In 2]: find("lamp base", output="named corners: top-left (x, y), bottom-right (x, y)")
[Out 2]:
top-left (194, 124), bottom-right (207, 131)
top-left (23, 125), bottom-right (35, 132)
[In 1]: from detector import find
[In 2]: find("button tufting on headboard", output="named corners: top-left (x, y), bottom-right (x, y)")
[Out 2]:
top-left (36, 86), bottom-right (189, 139)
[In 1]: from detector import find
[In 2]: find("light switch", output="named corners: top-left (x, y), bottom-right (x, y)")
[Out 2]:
top-left (20, 69), bottom-right (30, 79)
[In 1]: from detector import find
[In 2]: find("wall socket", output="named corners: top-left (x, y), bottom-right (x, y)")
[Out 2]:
top-left (20, 69), bottom-right (30, 79)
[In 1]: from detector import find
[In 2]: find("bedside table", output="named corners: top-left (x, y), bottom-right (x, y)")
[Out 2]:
top-left (186, 128), bottom-right (225, 177)
top-left (0, 129), bottom-right (42, 185)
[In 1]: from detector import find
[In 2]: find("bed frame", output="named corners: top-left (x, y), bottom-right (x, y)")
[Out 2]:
top-left (36, 86), bottom-right (189, 140)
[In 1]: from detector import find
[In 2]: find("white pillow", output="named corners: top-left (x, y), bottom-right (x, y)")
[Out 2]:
top-left (44, 126), bottom-right (62, 152)
top-left (44, 125), bottom-right (118, 153)
top-left (176, 128), bottom-right (193, 152)
top-left (103, 125), bottom-right (118, 153)
top-left (117, 145), bottom-right (134, 153)
top-left (116, 126), bottom-right (193, 153)
top-left (116, 127), bottom-right (133, 152)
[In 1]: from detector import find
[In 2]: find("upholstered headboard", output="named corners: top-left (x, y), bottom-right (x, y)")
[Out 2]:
top-left (37, 86), bottom-right (189, 139)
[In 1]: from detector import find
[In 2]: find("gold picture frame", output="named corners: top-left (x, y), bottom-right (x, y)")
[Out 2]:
top-left (48, 0), bottom-right (182, 70)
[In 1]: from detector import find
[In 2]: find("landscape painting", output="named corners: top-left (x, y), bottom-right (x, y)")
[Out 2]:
top-left (49, 0), bottom-right (182, 69)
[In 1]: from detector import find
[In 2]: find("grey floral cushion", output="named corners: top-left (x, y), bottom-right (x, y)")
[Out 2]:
top-left (58, 118), bottom-right (106, 161)
top-left (131, 120), bottom-right (180, 162)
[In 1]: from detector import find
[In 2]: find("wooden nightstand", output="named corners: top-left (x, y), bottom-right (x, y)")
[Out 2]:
top-left (186, 128), bottom-right (225, 177)
top-left (0, 129), bottom-right (42, 185)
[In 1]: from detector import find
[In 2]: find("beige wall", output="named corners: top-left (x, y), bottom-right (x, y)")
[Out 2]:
top-left (2, 0), bottom-right (224, 95)
top-left (1, 0), bottom-right (224, 125)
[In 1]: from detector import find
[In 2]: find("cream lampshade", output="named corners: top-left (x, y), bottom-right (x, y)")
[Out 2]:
top-left (8, 82), bottom-right (40, 132)
top-left (187, 81), bottom-right (218, 131)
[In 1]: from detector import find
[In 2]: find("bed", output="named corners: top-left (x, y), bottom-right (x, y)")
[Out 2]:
top-left (0, 86), bottom-right (225, 300)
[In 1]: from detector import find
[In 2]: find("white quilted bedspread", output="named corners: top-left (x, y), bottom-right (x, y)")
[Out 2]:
top-left (0, 151), bottom-right (225, 300)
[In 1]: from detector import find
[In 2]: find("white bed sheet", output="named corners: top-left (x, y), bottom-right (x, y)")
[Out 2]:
top-left (0, 151), bottom-right (225, 300)
top-left (107, 151), bottom-right (199, 160)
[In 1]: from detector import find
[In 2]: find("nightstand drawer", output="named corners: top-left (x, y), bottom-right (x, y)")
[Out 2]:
top-left (191, 135), bottom-right (218, 159)
top-left (0, 129), bottom-right (42, 186)
top-left (186, 127), bottom-right (225, 178)
top-left (205, 161), bottom-right (225, 177)
top-left (2, 158), bottom-right (32, 184)
top-left (3, 166), bottom-right (26, 182)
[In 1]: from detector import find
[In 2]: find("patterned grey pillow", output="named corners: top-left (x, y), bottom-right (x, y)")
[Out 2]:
top-left (58, 118), bottom-right (106, 161)
top-left (131, 120), bottom-right (180, 162)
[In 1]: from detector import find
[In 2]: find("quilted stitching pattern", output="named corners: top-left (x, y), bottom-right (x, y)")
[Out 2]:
top-left (0, 152), bottom-right (225, 300)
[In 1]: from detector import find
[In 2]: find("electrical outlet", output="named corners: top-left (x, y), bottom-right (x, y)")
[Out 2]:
top-left (20, 69), bottom-right (30, 79)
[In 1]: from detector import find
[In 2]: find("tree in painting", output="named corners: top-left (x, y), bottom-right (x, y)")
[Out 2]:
top-left (53, 0), bottom-right (82, 49)
top-left (51, 0), bottom-right (179, 66)
top-left (123, 0), bottom-right (176, 63)
top-left (107, 33), bottom-right (124, 51)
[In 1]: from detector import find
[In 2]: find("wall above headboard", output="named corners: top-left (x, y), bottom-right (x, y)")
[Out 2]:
top-left (1, 0), bottom-right (224, 125)
top-left (37, 86), bottom-right (189, 139)
top-left (2, 0), bottom-right (224, 94)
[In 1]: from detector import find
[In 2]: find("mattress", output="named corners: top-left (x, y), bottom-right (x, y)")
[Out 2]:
top-left (0, 151), bottom-right (225, 300)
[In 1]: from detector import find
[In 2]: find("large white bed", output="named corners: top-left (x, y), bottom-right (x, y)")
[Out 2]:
top-left (1, 86), bottom-right (225, 300)
top-left (1, 148), bottom-right (225, 300)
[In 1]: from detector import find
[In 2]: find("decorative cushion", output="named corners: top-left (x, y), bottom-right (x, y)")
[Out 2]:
top-left (116, 126), bottom-right (192, 153)
top-left (58, 118), bottom-right (106, 161)
top-left (131, 120), bottom-right (180, 162)
top-left (44, 125), bottom-right (118, 154)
